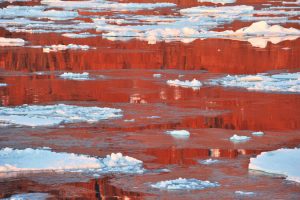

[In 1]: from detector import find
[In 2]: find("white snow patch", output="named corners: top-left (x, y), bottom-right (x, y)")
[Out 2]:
top-left (235, 191), bottom-right (255, 196)
top-left (167, 79), bottom-right (202, 89)
top-left (165, 130), bottom-right (190, 138)
top-left (199, 158), bottom-right (220, 165)
top-left (0, 148), bottom-right (144, 174)
top-left (43, 44), bottom-right (90, 53)
top-left (252, 131), bottom-right (264, 136)
top-left (0, 104), bottom-right (122, 127)
top-left (209, 72), bottom-right (300, 93)
top-left (59, 72), bottom-right (90, 80)
top-left (151, 178), bottom-right (220, 190)
top-left (230, 134), bottom-right (251, 143)
top-left (0, 37), bottom-right (25, 46)
top-left (1, 193), bottom-right (51, 200)
top-left (249, 148), bottom-right (300, 183)
top-left (197, 0), bottom-right (236, 5)
top-left (0, 83), bottom-right (7, 87)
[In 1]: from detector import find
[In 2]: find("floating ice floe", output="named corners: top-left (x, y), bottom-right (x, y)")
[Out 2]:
top-left (197, 0), bottom-right (236, 5)
top-left (252, 131), bottom-right (264, 136)
top-left (0, 37), bottom-right (25, 46)
top-left (43, 44), bottom-right (90, 53)
top-left (165, 130), bottom-right (190, 138)
top-left (151, 178), bottom-right (220, 190)
top-left (59, 72), bottom-right (90, 80)
top-left (153, 74), bottom-right (162, 78)
top-left (0, 104), bottom-right (122, 127)
top-left (167, 79), bottom-right (202, 89)
top-left (249, 148), bottom-right (300, 183)
top-left (0, 148), bottom-right (144, 174)
top-left (62, 32), bottom-right (98, 38)
top-left (124, 119), bottom-right (135, 122)
top-left (0, 83), bottom-right (7, 87)
top-left (235, 191), bottom-right (255, 196)
top-left (199, 158), bottom-right (220, 165)
top-left (209, 72), bottom-right (300, 93)
top-left (1, 193), bottom-right (51, 200)
top-left (230, 134), bottom-right (251, 143)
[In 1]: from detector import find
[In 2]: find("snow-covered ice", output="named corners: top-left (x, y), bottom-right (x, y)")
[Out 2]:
top-left (0, 37), bottom-right (25, 46)
top-left (167, 79), bottom-right (202, 89)
top-left (59, 72), bottom-right (90, 80)
top-left (230, 134), bottom-right (251, 143)
top-left (209, 72), bottom-right (300, 93)
top-left (0, 148), bottom-right (144, 174)
top-left (235, 191), bottom-right (255, 196)
top-left (199, 159), bottom-right (220, 165)
top-left (0, 83), bottom-right (7, 87)
top-left (165, 130), bottom-right (190, 138)
top-left (43, 44), bottom-right (90, 53)
top-left (1, 193), bottom-right (51, 200)
top-left (252, 131), bottom-right (264, 136)
top-left (249, 148), bottom-right (300, 183)
top-left (151, 178), bottom-right (220, 190)
top-left (0, 104), bottom-right (122, 127)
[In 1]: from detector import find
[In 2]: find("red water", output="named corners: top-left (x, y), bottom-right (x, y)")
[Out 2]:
top-left (0, 0), bottom-right (300, 199)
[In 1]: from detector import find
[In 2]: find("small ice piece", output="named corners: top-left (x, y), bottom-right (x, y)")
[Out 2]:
top-left (0, 148), bottom-right (144, 174)
top-left (43, 44), bottom-right (90, 53)
top-left (147, 116), bottom-right (161, 119)
top-left (124, 119), bottom-right (135, 122)
top-left (165, 130), bottom-right (190, 138)
top-left (199, 158), bottom-right (220, 165)
top-left (197, 0), bottom-right (236, 5)
top-left (0, 83), bottom-right (7, 87)
top-left (2, 193), bottom-right (51, 200)
top-left (0, 37), bottom-right (25, 46)
top-left (153, 74), bottom-right (162, 78)
top-left (151, 178), bottom-right (220, 190)
top-left (230, 134), bottom-right (251, 143)
top-left (249, 148), bottom-right (300, 183)
top-left (252, 131), bottom-right (264, 136)
top-left (167, 79), bottom-right (202, 89)
top-left (0, 104), bottom-right (122, 127)
top-left (235, 191), bottom-right (255, 196)
top-left (59, 72), bottom-right (90, 80)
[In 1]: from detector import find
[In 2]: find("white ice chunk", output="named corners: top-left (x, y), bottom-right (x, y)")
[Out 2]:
top-left (153, 74), bottom-right (162, 78)
top-left (230, 134), bottom-right (251, 142)
top-left (43, 44), bottom-right (90, 53)
top-left (235, 191), bottom-right (255, 196)
top-left (151, 178), bottom-right (220, 190)
top-left (167, 79), bottom-right (202, 89)
top-left (0, 104), bottom-right (122, 127)
top-left (0, 37), bottom-right (25, 46)
top-left (252, 131), bottom-right (264, 136)
top-left (0, 148), bottom-right (144, 174)
top-left (199, 158), bottom-right (220, 165)
top-left (249, 148), bottom-right (300, 183)
top-left (0, 83), bottom-right (7, 87)
top-left (1, 193), bottom-right (51, 200)
top-left (59, 72), bottom-right (90, 80)
top-left (165, 130), bottom-right (190, 137)
top-left (209, 72), bottom-right (300, 93)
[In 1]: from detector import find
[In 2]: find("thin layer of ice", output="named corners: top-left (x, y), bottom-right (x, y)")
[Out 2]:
top-left (151, 178), bottom-right (220, 190)
top-left (167, 79), bottom-right (202, 89)
top-left (0, 83), bottom-right (7, 87)
top-left (230, 134), bottom-right (251, 142)
top-left (0, 104), bottom-right (122, 127)
top-left (0, 148), bottom-right (144, 174)
top-left (235, 191), bottom-right (255, 196)
top-left (209, 72), bottom-right (300, 93)
top-left (0, 37), bottom-right (25, 46)
top-left (43, 44), bottom-right (90, 53)
top-left (59, 72), bottom-right (90, 80)
top-left (249, 148), bottom-right (300, 183)
top-left (165, 130), bottom-right (190, 137)
top-left (153, 74), bottom-right (162, 78)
